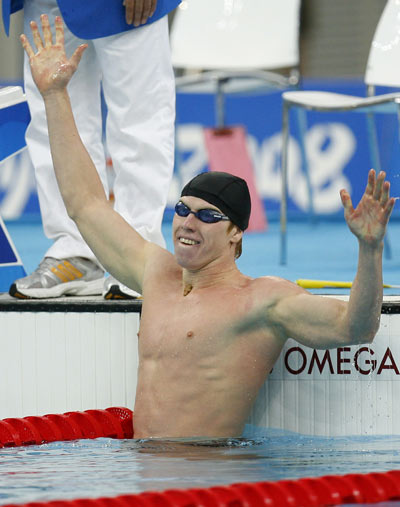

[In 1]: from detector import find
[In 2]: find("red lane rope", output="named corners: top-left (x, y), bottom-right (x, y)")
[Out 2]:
top-left (2, 471), bottom-right (400, 507)
top-left (0, 407), bottom-right (133, 447)
top-left (1, 407), bottom-right (400, 506)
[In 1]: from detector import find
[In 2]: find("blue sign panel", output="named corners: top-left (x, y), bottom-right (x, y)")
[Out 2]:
top-left (0, 100), bottom-right (30, 162)
top-left (0, 219), bottom-right (17, 263)
top-left (0, 216), bottom-right (26, 292)
top-left (0, 79), bottom-right (399, 221)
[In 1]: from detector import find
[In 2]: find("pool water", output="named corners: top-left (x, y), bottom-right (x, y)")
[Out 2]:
top-left (1, 427), bottom-right (400, 505)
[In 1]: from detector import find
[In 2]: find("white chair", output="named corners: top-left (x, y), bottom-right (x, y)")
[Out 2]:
top-left (280, 0), bottom-right (399, 264)
top-left (170, 0), bottom-right (302, 127)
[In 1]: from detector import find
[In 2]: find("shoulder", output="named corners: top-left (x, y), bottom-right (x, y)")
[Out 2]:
top-left (228, 275), bottom-right (307, 339)
top-left (247, 275), bottom-right (312, 325)
top-left (250, 275), bottom-right (306, 299)
top-left (231, 275), bottom-right (308, 315)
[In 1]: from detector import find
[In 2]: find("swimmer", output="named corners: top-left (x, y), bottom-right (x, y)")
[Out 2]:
top-left (21, 17), bottom-right (395, 438)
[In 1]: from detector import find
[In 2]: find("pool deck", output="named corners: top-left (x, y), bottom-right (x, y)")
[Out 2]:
top-left (4, 218), bottom-right (400, 296)
top-left (1, 292), bottom-right (400, 308)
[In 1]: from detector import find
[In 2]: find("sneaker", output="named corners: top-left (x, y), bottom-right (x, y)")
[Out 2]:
top-left (9, 257), bottom-right (105, 299)
top-left (103, 275), bottom-right (142, 300)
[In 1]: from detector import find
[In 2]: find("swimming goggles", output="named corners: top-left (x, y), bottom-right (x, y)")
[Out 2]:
top-left (175, 201), bottom-right (230, 224)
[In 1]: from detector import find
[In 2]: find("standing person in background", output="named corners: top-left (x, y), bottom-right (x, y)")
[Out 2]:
top-left (3, 0), bottom-right (180, 299)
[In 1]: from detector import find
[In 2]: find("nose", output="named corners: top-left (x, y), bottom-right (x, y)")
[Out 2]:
top-left (182, 211), bottom-right (197, 227)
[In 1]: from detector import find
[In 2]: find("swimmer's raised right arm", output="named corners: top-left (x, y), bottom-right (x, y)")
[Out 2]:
top-left (21, 15), bottom-right (166, 292)
top-left (266, 169), bottom-right (395, 349)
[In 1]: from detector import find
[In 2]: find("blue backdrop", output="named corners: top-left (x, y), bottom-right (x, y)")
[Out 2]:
top-left (1, 79), bottom-right (399, 221)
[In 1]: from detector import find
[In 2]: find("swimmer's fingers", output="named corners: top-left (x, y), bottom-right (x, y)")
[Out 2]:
top-left (41, 14), bottom-right (53, 47)
top-left (340, 188), bottom-right (354, 215)
top-left (54, 16), bottom-right (65, 47)
top-left (384, 196), bottom-right (396, 222)
top-left (22, 16), bottom-right (84, 95)
top-left (342, 170), bottom-right (395, 242)
top-left (21, 16), bottom-right (60, 57)
top-left (364, 168), bottom-right (375, 197)
top-left (20, 33), bottom-right (35, 59)
top-left (381, 180), bottom-right (396, 221)
top-left (380, 180), bottom-right (390, 208)
top-left (30, 20), bottom-right (44, 51)
top-left (374, 172), bottom-right (395, 222)
top-left (70, 43), bottom-right (88, 69)
top-left (373, 170), bottom-right (386, 201)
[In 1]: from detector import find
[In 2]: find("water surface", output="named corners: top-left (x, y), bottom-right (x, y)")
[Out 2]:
top-left (1, 426), bottom-right (400, 505)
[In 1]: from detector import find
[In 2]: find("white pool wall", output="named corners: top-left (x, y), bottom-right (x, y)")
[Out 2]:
top-left (1, 296), bottom-right (399, 436)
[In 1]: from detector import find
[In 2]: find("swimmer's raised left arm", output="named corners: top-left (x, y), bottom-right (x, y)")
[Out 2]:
top-left (266, 169), bottom-right (395, 349)
top-left (20, 15), bottom-right (166, 294)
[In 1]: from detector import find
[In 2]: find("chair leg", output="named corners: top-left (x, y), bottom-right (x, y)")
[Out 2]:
top-left (280, 101), bottom-right (290, 265)
top-left (294, 106), bottom-right (315, 220)
top-left (366, 113), bottom-right (392, 260)
top-left (215, 78), bottom-right (227, 128)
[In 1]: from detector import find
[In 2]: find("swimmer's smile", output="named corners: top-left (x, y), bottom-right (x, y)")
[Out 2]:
top-left (178, 236), bottom-right (200, 246)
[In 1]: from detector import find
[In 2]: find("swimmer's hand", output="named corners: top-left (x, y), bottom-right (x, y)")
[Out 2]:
top-left (340, 169), bottom-right (395, 247)
top-left (123, 0), bottom-right (157, 26)
top-left (20, 15), bottom-right (87, 97)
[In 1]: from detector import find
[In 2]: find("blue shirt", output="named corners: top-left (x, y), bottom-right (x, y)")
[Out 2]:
top-left (2, 0), bottom-right (181, 38)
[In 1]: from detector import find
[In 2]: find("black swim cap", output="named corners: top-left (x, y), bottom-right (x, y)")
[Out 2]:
top-left (180, 171), bottom-right (251, 230)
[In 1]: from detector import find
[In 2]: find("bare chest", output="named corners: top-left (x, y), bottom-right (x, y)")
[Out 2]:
top-left (138, 287), bottom-right (273, 366)
top-left (141, 296), bottom-right (231, 351)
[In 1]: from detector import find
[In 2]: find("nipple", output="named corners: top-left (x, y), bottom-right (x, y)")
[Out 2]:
top-left (186, 331), bottom-right (194, 339)
top-left (137, 331), bottom-right (140, 339)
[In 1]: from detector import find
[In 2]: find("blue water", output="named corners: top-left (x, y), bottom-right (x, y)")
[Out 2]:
top-left (1, 427), bottom-right (400, 505)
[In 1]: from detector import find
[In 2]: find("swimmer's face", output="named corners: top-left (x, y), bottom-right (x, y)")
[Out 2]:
top-left (173, 195), bottom-right (242, 270)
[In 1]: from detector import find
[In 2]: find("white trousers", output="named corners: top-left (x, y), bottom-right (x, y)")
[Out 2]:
top-left (23, 0), bottom-right (175, 261)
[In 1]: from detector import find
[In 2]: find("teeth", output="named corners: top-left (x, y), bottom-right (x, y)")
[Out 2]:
top-left (179, 238), bottom-right (198, 245)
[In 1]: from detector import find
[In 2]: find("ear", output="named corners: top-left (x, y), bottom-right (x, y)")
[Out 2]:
top-left (229, 225), bottom-right (243, 245)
